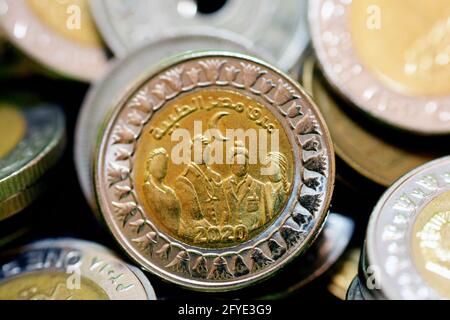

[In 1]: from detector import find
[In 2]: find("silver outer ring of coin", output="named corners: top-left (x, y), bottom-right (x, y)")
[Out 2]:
top-left (0, 238), bottom-right (157, 300)
top-left (75, 30), bottom-right (264, 208)
top-left (367, 156), bottom-right (450, 300)
top-left (94, 51), bottom-right (335, 291)
top-left (259, 212), bottom-right (354, 298)
top-left (0, 104), bottom-right (65, 202)
top-left (0, 0), bottom-right (108, 82)
top-left (89, 0), bottom-right (309, 72)
top-left (308, 0), bottom-right (450, 135)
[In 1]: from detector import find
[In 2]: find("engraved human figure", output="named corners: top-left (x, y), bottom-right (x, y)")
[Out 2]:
top-left (175, 135), bottom-right (228, 240)
top-left (143, 148), bottom-right (181, 234)
top-left (223, 141), bottom-right (268, 231)
top-left (263, 152), bottom-right (291, 220)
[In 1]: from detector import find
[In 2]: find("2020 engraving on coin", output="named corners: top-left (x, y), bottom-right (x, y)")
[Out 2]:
top-left (95, 52), bottom-right (334, 291)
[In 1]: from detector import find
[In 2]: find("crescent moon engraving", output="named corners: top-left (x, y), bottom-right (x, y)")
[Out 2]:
top-left (208, 111), bottom-right (230, 141)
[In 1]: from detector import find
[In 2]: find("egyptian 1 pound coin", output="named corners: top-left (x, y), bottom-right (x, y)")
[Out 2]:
top-left (90, 0), bottom-right (309, 72)
top-left (367, 156), bottom-right (450, 299)
top-left (94, 51), bottom-right (335, 291)
top-left (0, 0), bottom-right (108, 82)
top-left (309, 0), bottom-right (450, 135)
top-left (0, 103), bottom-right (65, 207)
top-left (0, 238), bottom-right (157, 300)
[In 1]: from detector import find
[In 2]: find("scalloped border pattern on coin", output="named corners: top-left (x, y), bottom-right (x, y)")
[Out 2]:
top-left (367, 156), bottom-right (450, 299)
top-left (309, 0), bottom-right (450, 135)
top-left (95, 52), bottom-right (335, 291)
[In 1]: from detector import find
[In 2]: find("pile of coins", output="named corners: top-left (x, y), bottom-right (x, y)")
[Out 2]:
top-left (0, 0), bottom-right (448, 300)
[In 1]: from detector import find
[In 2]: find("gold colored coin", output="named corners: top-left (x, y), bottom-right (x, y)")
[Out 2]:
top-left (27, 0), bottom-right (101, 48)
top-left (350, 0), bottom-right (450, 97)
top-left (301, 56), bottom-right (436, 187)
top-left (134, 89), bottom-right (294, 248)
top-left (96, 52), bottom-right (334, 291)
top-left (0, 271), bottom-right (108, 300)
top-left (0, 104), bottom-right (26, 158)
top-left (412, 190), bottom-right (450, 299)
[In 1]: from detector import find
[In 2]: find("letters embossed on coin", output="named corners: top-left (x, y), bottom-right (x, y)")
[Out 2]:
top-left (95, 52), bottom-right (334, 291)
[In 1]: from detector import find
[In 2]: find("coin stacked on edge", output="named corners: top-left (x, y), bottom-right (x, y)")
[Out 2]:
top-left (0, 101), bottom-right (65, 246)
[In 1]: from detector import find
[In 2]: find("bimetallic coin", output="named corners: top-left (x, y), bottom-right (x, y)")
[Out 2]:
top-left (301, 56), bottom-right (443, 187)
top-left (75, 32), bottom-right (262, 208)
top-left (0, 239), bottom-right (157, 300)
top-left (90, 0), bottom-right (309, 72)
top-left (0, 0), bottom-right (108, 82)
top-left (309, 0), bottom-right (450, 135)
top-left (0, 104), bottom-right (65, 207)
top-left (94, 51), bottom-right (335, 291)
top-left (367, 156), bottom-right (450, 299)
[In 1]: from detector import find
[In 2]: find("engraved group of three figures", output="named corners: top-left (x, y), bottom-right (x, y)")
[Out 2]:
top-left (143, 134), bottom-right (290, 244)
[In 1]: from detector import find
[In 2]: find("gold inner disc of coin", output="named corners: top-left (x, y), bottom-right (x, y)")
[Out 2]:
top-left (350, 0), bottom-right (450, 97)
top-left (0, 271), bottom-right (109, 300)
top-left (27, 0), bottom-right (101, 47)
top-left (134, 89), bottom-right (295, 249)
top-left (412, 190), bottom-right (450, 298)
top-left (0, 104), bottom-right (26, 158)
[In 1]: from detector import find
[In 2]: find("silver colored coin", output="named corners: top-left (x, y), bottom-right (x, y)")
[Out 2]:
top-left (75, 31), bottom-right (261, 207)
top-left (90, 0), bottom-right (309, 72)
top-left (259, 213), bottom-right (354, 299)
top-left (367, 156), bottom-right (450, 300)
top-left (0, 0), bottom-right (108, 82)
top-left (0, 238), bottom-right (157, 300)
top-left (94, 51), bottom-right (334, 291)
top-left (0, 104), bottom-right (65, 203)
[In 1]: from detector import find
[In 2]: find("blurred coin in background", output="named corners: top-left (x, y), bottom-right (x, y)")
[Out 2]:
top-left (75, 31), bottom-right (262, 208)
top-left (0, 0), bottom-right (108, 82)
top-left (0, 103), bottom-right (65, 221)
top-left (309, 0), bottom-right (450, 135)
top-left (90, 0), bottom-right (309, 73)
top-left (94, 51), bottom-right (334, 291)
top-left (300, 55), bottom-right (445, 188)
top-left (366, 156), bottom-right (450, 299)
top-left (0, 238), bottom-right (157, 300)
